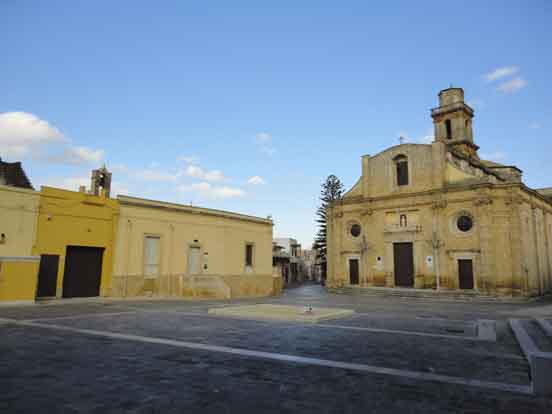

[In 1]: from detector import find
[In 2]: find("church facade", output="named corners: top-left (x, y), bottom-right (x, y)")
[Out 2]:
top-left (327, 87), bottom-right (552, 297)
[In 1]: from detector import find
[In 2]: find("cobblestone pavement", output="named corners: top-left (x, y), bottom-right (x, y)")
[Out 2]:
top-left (2, 285), bottom-right (552, 413)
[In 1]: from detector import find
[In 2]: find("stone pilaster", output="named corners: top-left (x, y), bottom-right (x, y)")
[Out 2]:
top-left (474, 194), bottom-right (494, 294)
top-left (505, 191), bottom-right (524, 295)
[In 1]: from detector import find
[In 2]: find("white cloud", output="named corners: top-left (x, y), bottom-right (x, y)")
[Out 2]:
top-left (497, 77), bottom-right (528, 93)
top-left (47, 145), bottom-right (104, 165)
top-left (247, 175), bottom-right (266, 185)
top-left (529, 122), bottom-right (542, 130)
top-left (418, 133), bottom-right (434, 144)
top-left (0, 112), bottom-right (64, 157)
top-left (179, 155), bottom-right (200, 164)
top-left (185, 165), bottom-right (225, 182)
top-left (480, 151), bottom-right (506, 161)
top-left (485, 66), bottom-right (520, 82)
top-left (255, 132), bottom-right (276, 156)
top-left (134, 169), bottom-right (180, 182)
top-left (178, 182), bottom-right (245, 199)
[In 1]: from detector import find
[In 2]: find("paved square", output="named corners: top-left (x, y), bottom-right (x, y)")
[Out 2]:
top-left (2, 285), bottom-right (552, 413)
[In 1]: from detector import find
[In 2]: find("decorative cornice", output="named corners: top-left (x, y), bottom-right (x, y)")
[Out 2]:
top-left (474, 197), bottom-right (493, 206)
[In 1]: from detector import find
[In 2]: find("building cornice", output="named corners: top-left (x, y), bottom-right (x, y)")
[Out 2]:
top-left (117, 195), bottom-right (273, 226)
top-left (331, 182), bottom-right (552, 213)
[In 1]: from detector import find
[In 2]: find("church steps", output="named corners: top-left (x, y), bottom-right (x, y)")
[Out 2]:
top-left (327, 286), bottom-right (535, 302)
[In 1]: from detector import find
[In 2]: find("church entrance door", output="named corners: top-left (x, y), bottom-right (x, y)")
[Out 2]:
top-left (393, 242), bottom-right (414, 287)
top-left (349, 259), bottom-right (359, 285)
top-left (458, 259), bottom-right (474, 290)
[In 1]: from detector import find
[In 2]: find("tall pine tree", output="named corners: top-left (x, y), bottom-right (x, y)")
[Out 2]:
top-left (313, 175), bottom-right (344, 280)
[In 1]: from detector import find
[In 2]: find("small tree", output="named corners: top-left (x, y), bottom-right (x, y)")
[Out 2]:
top-left (313, 175), bottom-right (344, 281)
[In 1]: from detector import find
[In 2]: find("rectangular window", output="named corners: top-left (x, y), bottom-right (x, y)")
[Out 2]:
top-left (397, 162), bottom-right (408, 186)
top-left (245, 244), bottom-right (254, 267)
top-left (144, 235), bottom-right (161, 277)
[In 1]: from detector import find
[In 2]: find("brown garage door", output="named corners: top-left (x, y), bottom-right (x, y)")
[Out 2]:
top-left (393, 242), bottom-right (414, 287)
top-left (62, 246), bottom-right (104, 298)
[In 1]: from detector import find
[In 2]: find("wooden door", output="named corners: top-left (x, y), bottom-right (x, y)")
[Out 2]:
top-left (349, 259), bottom-right (359, 285)
top-left (458, 259), bottom-right (474, 290)
top-left (393, 242), bottom-right (414, 287)
top-left (62, 246), bottom-right (104, 298)
top-left (36, 255), bottom-right (59, 298)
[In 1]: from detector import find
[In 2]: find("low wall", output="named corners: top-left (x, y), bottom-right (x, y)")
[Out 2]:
top-left (111, 273), bottom-right (282, 299)
top-left (0, 256), bottom-right (40, 304)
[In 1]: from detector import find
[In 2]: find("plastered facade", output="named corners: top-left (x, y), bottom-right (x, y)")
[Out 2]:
top-left (112, 195), bottom-right (277, 298)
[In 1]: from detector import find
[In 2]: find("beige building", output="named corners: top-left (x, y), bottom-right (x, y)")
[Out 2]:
top-left (0, 184), bottom-right (39, 257)
top-left (112, 195), bottom-right (278, 299)
top-left (327, 87), bottom-right (552, 297)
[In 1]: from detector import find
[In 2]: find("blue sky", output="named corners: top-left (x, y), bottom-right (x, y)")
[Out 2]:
top-left (1, 1), bottom-right (550, 247)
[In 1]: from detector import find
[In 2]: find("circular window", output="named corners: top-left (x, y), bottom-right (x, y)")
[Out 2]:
top-left (350, 224), bottom-right (362, 238)
top-left (457, 215), bottom-right (473, 232)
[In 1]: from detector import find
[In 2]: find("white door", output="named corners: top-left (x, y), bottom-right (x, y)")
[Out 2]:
top-left (188, 247), bottom-right (201, 275)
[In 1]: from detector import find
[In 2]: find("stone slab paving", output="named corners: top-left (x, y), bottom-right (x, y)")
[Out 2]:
top-left (1, 325), bottom-right (551, 414)
top-left (2, 285), bottom-right (552, 413)
top-left (23, 310), bottom-right (530, 386)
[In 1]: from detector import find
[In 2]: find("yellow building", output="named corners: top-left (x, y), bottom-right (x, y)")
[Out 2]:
top-left (33, 186), bottom-right (119, 299)
top-left (112, 195), bottom-right (277, 299)
top-left (327, 87), bottom-right (552, 298)
top-left (0, 184), bottom-right (41, 304)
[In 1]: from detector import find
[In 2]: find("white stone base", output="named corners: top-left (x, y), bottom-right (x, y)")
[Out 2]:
top-left (208, 304), bottom-right (355, 323)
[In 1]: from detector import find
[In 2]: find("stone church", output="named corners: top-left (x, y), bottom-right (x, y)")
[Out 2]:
top-left (327, 87), bottom-right (552, 297)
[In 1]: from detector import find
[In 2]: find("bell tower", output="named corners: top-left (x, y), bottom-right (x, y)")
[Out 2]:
top-left (431, 87), bottom-right (479, 159)
top-left (90, 165), bottom-right (112, 198)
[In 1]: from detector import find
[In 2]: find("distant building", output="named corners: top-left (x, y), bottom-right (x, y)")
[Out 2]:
top-left (273, 237), bottom-right (305, 284)
top-left (272, 243), bottom-right (290, 285)
top-left (301, 249), bottom-right (322, 282)
top-left (0, 157), bottom-right (33, 189)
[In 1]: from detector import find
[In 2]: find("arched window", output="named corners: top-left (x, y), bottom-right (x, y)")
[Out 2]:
top-left (445, 119), bottom-right (452, 140)
top-left (394, 155), bottom-right (409, 186)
